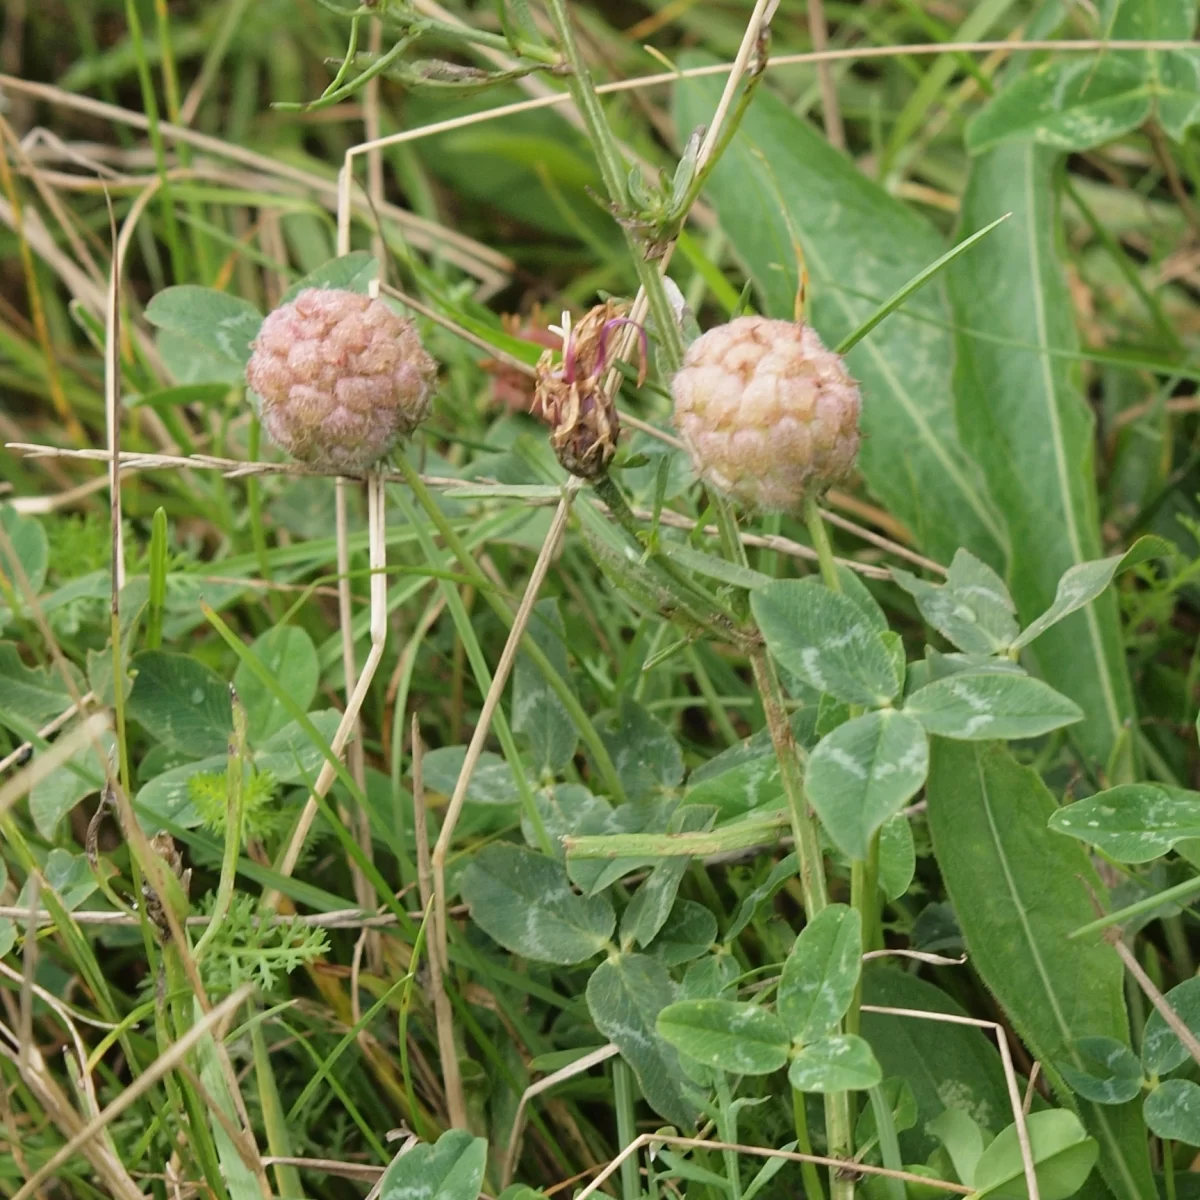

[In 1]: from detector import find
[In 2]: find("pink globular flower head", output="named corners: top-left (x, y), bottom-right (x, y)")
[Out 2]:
top-left (672, 316), bottom-right (861, 512)
top-left (246, 288), bottom-right (438, 474)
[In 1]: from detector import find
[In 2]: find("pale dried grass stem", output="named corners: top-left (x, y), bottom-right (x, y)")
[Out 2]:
top-left (806, 0), bottom-right (845, 150)
top-left (430, 480), bottom-right (581, 981)
top-left (269, 471), bottom-right (389, 894)
top-left (861, 1005), bottom-right (1039, 1200)
top-left (501, 1044), bottom-right (621, 1188)
top-left (412, 717), bottom-right (468, 1128)
top-left (9, 986), bottom-right (255, 1200)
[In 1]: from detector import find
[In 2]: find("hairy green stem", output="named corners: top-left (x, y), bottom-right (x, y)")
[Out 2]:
top-left (804, 494), bottom-right (841, 591)
top-left (194, 689), bottom-right (248, 961)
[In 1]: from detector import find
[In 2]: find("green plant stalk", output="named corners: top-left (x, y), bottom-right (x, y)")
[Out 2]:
top-left (146, 506), bottom-right (168, 650)
top-left (592, 473), bottom-right (741, 628)
top-left (194, 692), bottom-right (248, 961)
top-left (1069, 874), bottom-right (1200, 939)
top-left (151, 0), bottom-right (213, 280)
top-left (252, 1022), bottom-right (304, 1199)
top-left (792, 1090), bottom-right (827, 1200)
top-left (110, 610), bottom-right (133, 798)
top-left (565, 812), bottom-right (788, 858)
top-left (1164, 1139), bottom-right (1177, 1200)
top-left (612, 1056), bottom-right (641, 1200)
top-left (393, 455), bottom-right (628, 804)
top-left (685, 646), bottom-right (741, 747)
top-left (715, 1073), bottom-right (743, 1200)
top-left (804, 495), bottom-right (841, 591)
top-left (398, 906), bottom-right (435, 1141)
top-left (866, 1085), bottom-right (905, 1200)
top-left (541, 0), bottom-right (684, 373)
top-left (124, 0), bottom-right (186, 282)
top-left (245, 418), bottom-right (280, 621)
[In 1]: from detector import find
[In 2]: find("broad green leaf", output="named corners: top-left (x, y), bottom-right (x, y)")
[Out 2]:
top-left (378, 1129), bottom-right (488, 1200)
top-left (788, 1034), bottom-right (881, 1093)
top-left (862, 970), bottom-right (1011, 1161)
top-left (30, 729), bottom-right (116, 839)
top-left (928, 1108), bottom-right (985, 1188)
top-left (1058, 1037), bottom-right (1144, 1105)
top-left (0, 506), bottom-right (48, 627)
top-left (807, 710), bottom-right (928, 861)
top-left (586, 953), bottom-right (698, 1127)
top-left (878, 813), bottom-right (916, 902)
top-left (921, 649), bottom-right (1027, 685)
top-left (512, 599), bottom-right (577, 776)
top-left (234, 626), bottom-right (319, 744)
top-left (656, 1000), bottom-right (790, 1075)
top-left (950, 141), bottom-right (1134, 769)
top-left (973, 1109), bottom-right (1098, 1199)
top-left (648, 899), bottom-right (718, 965)
top-left (778, 904), bottom-right (862, 1044)
top-left (136, 711), bottom-right (341, 829)
top-left (684, 711), bottom-right (818, 816)
top-left (1156, 50), bottom-right (1200, 141)
top-left (968, 56), bottom-right (1152, 154)
top-left (1049, 784), bottom-right (1200, 862)
top-left (144, 286), bottom-right (263, 368)
top-left (128, 651), bottom-right (232, 758)
top-left (422, 745), bottom-right (522, 806)
top-left (926, 739), bottom-right (1154, 1200)
top-left (254, 711), bottom-right (344, 782)
top-left (892, 549), bottom-right (1018, 655)
top-left (1107, 0), bottom-right (1196, 39)
top-left (1141, 978), bottom-right (1200, 1076)
top-left (905, 673), bottom-right (1082, 740)
top-left (680, 953), bottom-right (741, 1001)
top-left (598, 696), bottom-right (684, 803)
top-left (751, 579), bottom-right (900, 706)
top-left (0, 642), bottom-right (84, 732)
top-left (1012, 536), bottom-right (1170, 651)
top-left (1144, 1080), bottom-right (1200, 1146)
top-left (674, 69), bottom-right (1006, 566)
top-left (22, 849), bottom-right (98, 911)
top-left (1110, 0), bottom-right (1200, 140)
top-left (460, 844), bottom-right (614, 964)
top-left (621, 806), bottom-right (717, 948)
top-left (280, 252), bottom-right (377, 304)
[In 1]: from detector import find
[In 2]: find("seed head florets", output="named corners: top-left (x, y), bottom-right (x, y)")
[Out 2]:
top-left (246, 288), bottom-right (438, 474)
top-left (672, 316), bottom-right (860, 512)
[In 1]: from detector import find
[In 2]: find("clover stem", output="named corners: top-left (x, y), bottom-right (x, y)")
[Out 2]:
top-left (805, 494), bottom-right (842, 591)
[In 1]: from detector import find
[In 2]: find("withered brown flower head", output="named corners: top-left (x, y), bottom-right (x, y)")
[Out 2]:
top-left (533, 300), bottom-right (642, 481)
